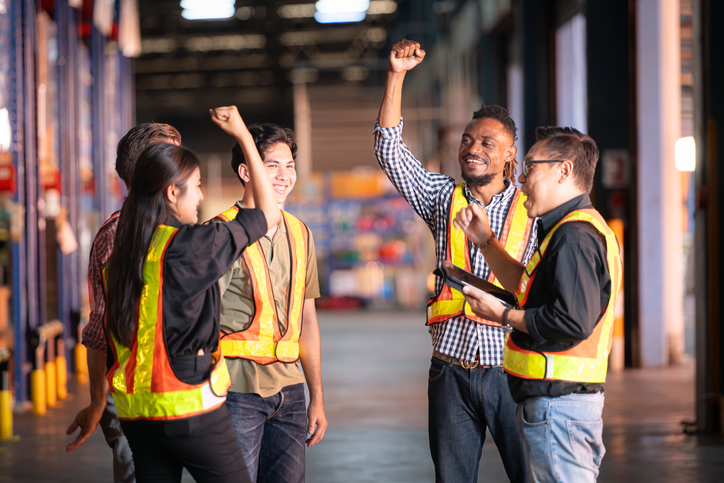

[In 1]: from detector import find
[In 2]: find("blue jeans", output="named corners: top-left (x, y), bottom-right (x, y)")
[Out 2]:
top-left (225, 384), bottom-right (307, 483)
top-left (101, 392), bottom-right (136, 483)
top-left (428, 357), bottom-right (529, 483)
top-left (515, 392), bottom-right (605, 483)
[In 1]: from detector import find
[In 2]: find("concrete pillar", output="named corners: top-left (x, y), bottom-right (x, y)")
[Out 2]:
top-left (636, 0), bottom-right (683, 367)
top-left (293, 81), bottom-right (312, 180)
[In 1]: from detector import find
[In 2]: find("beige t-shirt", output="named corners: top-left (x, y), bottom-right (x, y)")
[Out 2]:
top-left (219, 205), bottom-right (320, 397)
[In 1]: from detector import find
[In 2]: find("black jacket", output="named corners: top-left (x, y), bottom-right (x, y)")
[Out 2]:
top-left (507, 194), bottom-right (612, 403)
top-left (151, 209), bottom-right (266, 384)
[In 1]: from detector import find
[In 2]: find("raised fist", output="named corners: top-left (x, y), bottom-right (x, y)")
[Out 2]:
top-left (388, 39), bottom-right (426, 74)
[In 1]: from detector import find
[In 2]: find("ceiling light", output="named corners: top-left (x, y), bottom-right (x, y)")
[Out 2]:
top-left (181, 0), bottom-right (235, 20)
top-left (181, 0), bottom-right (233, 8)
top-left (314, 11), bottom-right (366, 23)
top-left (675, 136), bottom-right (696, 172)
top-left (314, 0), bottom-right (369, 24)
top-left (182, 7), bottom-right (235, 20)
top-left (368, 0), bottom-right (397, 15)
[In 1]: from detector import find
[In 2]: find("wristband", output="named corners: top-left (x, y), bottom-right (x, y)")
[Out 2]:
top-left (501, 307), bottom-right (511, 327)
top-left (475, 233), bottom-right (496, 250)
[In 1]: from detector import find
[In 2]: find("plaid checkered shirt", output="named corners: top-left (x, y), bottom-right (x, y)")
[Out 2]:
top-left (374, 119), bottom-right (538, 365)
top-left (81, 211), bottom-right (119, 352)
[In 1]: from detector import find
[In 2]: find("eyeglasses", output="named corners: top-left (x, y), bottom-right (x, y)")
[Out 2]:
top-left (522, 160), bottom-right (565, 176)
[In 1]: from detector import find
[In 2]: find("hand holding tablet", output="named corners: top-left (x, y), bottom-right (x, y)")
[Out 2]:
top-left (439, 260), bottom-right (518, 308)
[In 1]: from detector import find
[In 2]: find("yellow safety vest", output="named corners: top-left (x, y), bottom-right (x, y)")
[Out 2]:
top-left (105, 225), bottom-right (231, 421)
top-left (504, 209), bottom-right (623, 383)
top-left (215, 205), bottom-right (309, 364)
top-left (427, 183), bottom-right (533, 326)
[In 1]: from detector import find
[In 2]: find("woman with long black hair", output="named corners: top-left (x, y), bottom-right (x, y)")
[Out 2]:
top-left (103, 106), bottom-right (279, 483)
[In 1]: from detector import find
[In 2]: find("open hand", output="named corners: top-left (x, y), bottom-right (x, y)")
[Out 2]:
top-left (453, 203), bottom-right (493, 247)
top-left (66, 403), bottom-right (104, 452)
top-left (389, 39), bottom-right (426, 73)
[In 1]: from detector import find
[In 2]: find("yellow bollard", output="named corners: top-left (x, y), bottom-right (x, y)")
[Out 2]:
top-left (75, 342), bottom-right (88, 384)
top-left (1, 363), bottom-right (12, 439)
top-left (56, 338), bottom-right (67, 400)
top-left (0, 388), bottom-right (11, 439)
top-left (31, 370), bottom-right (46, 416)
top-left (32, 344), bottom-right (46, 415)
top-left (45, 359), bottom-right (57, 409)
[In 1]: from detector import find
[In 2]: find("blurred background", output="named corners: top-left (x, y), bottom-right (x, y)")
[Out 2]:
top-left (1, 1), bottom-right (724, 477)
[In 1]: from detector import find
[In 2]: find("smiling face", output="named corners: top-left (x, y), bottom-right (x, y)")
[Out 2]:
top-left (518, 141), bottom-right (564, 218)
top-left (458, 117), bottom-right (515, 187)
top-left (173, 166), bottom-right (203, 224)
top-left (261, 142), bottom-right (297, 204)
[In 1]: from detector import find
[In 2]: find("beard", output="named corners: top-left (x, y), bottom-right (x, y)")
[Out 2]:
top-left (461, 171), bottom-right (496, 187)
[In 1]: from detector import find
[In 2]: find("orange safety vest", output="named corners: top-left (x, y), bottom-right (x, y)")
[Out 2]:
top-left (504, 209), bottom-right (623, 383)
top-left (213, 205), bottom-right (309, 365)
top-left (427, 183), bottom-right (533, 327)
top-left (104, 225), bottom-right (231, 421)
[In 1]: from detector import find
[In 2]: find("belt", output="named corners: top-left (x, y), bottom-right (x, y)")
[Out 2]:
top-left (432, 349), bottom-right (503, 370)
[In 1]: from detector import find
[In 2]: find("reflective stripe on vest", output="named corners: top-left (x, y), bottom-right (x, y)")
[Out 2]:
top-left (212, 205), bottom-right (240, 223)
top-left (504, 209), bottom-right (623, 383)
top-left (220, 211), bottom-right (308, 364)
top-left (105, 225), bottom-right (231, 420)
top-left (427, 183), bottom-right (532, 326)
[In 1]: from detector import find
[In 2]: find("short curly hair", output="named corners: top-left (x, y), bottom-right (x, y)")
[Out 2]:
top-left (535, 126), bottom-right (599, 193)
top-left (472, 104), bottom-right (518, 179)
top-left (230, 123), bottom-right (297, 186)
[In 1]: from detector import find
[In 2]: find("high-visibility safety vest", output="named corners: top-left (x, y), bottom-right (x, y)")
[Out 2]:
top-left (427, 183), bottom-right (533, 327)
top-left (504, 209), bottom-right (623, 384)
top-left (213, 205), bottom-right (309, 365)
top-left (105, 225), bottom-right (231, 421)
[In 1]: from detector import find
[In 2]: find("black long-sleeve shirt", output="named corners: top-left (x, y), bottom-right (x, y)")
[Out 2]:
top-left (159, 209), bottom-right (267, 384)
top-left (507, 194), bottom-right (612, 403)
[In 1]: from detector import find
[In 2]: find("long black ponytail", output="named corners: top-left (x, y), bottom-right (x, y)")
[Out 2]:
top-left (105, 143), bottom-right (200, 347)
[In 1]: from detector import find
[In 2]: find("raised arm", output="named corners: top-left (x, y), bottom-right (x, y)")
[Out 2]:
top-left (378, 39), bottom-right (426, 128)
top-left (210, 106), bottom-right (280, 229)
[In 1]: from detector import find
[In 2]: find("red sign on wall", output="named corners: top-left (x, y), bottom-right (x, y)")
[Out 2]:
top-left (0, 165), bottom-right (16, 194)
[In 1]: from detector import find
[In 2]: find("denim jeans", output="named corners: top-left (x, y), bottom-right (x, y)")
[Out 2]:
top-left (100, 392), bottom-right (136, 483)
top-left (428, 357), bottom-right (529, 483)
top-left (515, 392), bottom-right (605, 483)
top-left (225, 383), bottom-right (307, 483)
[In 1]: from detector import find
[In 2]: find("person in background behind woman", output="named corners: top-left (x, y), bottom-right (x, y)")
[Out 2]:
top-left (102, 106), bottom-right (280, 483)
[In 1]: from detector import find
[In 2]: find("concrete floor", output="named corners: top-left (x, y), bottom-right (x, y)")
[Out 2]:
top-left (1, 309), bottom-right (723, 482)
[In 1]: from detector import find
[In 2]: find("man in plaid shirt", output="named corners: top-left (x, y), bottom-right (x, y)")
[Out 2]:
top-left (65, 123), bottom-right (181, 483)
top-left (374, 39), bottom-right (537, 483)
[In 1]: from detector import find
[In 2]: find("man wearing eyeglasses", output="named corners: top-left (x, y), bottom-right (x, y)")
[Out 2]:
top-left (374, 39), bottom-right (537, 483)
top-left (454, 127), bottom-right (623, 483)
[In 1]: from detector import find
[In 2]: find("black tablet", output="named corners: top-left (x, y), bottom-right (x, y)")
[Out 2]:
top-left (440, 260), bottom-right (518, 308)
